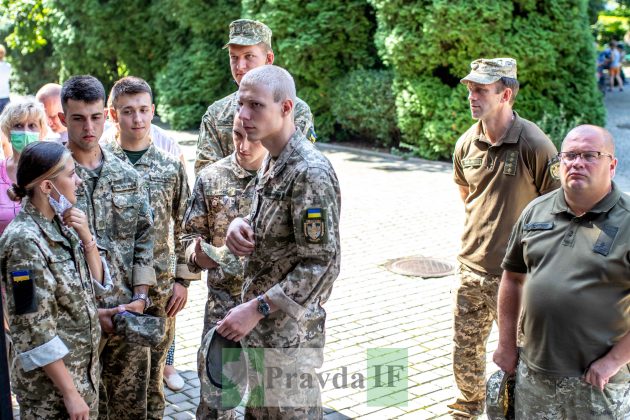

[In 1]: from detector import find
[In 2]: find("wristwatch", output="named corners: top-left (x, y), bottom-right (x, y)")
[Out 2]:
top-left (256, 295), bottom-right (270, 318)
top-left (131, 293), bottom-right (152, 309)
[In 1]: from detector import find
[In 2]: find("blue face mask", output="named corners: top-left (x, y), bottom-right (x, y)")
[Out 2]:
top-left (10, 130), bottom-right (39, 153)
top-left (48, 183), bottom-right (73, 217)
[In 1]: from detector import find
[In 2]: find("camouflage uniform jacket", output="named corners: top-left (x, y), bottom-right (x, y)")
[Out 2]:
top-left (243, 131), bottom-right (341, 355)
top-left (0, 201), bottom-right (102, 405)
top-left (194, 92), bottom-right (315, 175)
top-left (104, 140), bottom-right (198, 311)
top-left (183, 152), bottom-right (256, 296)
top-left (74, 147), bottom-right (156, 308)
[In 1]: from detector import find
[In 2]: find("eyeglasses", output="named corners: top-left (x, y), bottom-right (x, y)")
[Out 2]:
top-left (557, 151), bottom-right (613, 164)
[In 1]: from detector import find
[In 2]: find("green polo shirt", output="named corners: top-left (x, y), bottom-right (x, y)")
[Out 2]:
top-left (453, 112), bottom-right (560, 275)
top-left (502, 183), bottom-right (630, 377)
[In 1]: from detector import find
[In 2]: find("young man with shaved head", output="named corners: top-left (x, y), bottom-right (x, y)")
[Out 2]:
top-left (223, 65), bottom-right (340, 418)
top-left (494, 125), bottom-right (630, 418)
top-left (194, 19), bottom-right (315, 175)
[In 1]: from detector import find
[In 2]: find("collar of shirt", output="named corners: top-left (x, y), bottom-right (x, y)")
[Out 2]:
top-left (474, 111), bottom-right (524, 147)
top-left (259, 130), bottom-right (303, 182)
top-left (552, 182), bottom-right (621, 216)
top-left (229, 152), bottom-right (257, 179)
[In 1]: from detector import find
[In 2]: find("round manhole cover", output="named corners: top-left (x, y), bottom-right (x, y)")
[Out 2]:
top-left (386, 256), bottom-right (455, 278)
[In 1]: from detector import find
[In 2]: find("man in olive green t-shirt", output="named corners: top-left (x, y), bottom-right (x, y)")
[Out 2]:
top-left (494, 125), bottom-right (630, 418)
top-left (449, 58), bottom-right (560, 419)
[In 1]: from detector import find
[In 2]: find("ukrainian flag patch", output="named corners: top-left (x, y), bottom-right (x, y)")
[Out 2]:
top-left (303, 208), bottom-right (326, 244)
top-left (11, 270), bottom-right (31, 282)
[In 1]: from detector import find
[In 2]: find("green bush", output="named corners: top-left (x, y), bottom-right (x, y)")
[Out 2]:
top-left (242, 0), bottom-right (378, 139)
top-left (371, 0), bottom-right (605, 160)
top-left (154, 0), bottom-right (240, 130)
top-left (330, 69), bottom-right (399, 146)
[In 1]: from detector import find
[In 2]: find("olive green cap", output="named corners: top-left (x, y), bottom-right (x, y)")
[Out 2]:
top-left (461, 58), bottom-right (517, 85)
top-left (223, 19), bottom-right (272, 50)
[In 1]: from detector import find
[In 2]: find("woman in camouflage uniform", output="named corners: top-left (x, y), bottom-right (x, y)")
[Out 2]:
top-left (0, 142), bottom-right (112, 419)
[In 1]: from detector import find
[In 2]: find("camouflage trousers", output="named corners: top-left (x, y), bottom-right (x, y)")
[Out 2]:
top-left (147, 315), bottom-right (176, 419)
top-left (448, 264), bottom-right (500, 418)
top-left (98, 334), bottom-right (150, 419)
top-left (515, 360), bottom-right (630, 419)
top-left (196, 286), bottom-right (240, 420)
top-left (17, 376), bottom-right (98, 419)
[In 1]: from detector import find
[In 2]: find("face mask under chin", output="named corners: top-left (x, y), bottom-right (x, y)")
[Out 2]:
top-left (48, 183), bottom-right (73, 217)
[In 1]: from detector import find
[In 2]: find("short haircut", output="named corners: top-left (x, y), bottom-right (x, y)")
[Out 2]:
top-left (240, 65), bottom-right (296, 103)
top-left (36, 83), bottom-right (62, 103)
top-left (109, 76), bottom-right (153, 109)
top-left (60, 75), bottom-right (106, 112)
top-left (0, 96), bottom-right (47, 139)
top-left (8, 142), bottom-right (72, 201)
top-left (496, 77), bottom-right (519, 104)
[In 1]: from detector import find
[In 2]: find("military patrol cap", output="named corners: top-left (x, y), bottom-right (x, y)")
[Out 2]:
top-left (201, 243), bottom-right (242, 278)
top-left (223, 19), bottom-right (272, 50)
top-left (113, 310), bottom-right (166, 348)
top-left (461, 58), bottom-right (517, 85)
top-left (486, 370), bottom-right (516, 420)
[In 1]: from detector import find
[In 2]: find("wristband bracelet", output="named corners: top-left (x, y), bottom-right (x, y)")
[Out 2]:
top-left (81, 237), bottom-right (97, 253)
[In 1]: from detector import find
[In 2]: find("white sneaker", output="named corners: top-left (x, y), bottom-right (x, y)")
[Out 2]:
top-left (163, 370), bottom-right (185, 391)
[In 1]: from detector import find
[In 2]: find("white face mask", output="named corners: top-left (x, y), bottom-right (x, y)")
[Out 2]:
top-left (48, 183), bottom-right (73, 216)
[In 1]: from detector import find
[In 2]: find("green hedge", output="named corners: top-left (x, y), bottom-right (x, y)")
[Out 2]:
top-left (371, 0), bottom-right (605, 159)
top-left (242, 0), bottom-right (378, 138)
top-left (330, 69), bottom-right (399, 146)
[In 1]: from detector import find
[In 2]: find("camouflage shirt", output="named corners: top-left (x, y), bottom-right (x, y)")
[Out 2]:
top-left (104, 140), bottom-right (197, 311)
top-left (243, 131), bottom-right (341, 355)
top-left (0, 201), bottom-right (101, 406)
top-left (74, 147), bottom-right (156, 308)
top-left (183, 153), bottom-right (256, 296)
top-left (194, 92), bottom-right (315, 175)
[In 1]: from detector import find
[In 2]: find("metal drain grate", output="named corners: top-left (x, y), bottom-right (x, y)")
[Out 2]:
top-left (385, 256), bottom-right (455, 278)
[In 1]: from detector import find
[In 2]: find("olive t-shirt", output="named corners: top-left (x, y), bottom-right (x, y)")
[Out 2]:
top-left (453, 112), bottom-right (560, 275)
top-left (502, 184), bottom-right (630, 377)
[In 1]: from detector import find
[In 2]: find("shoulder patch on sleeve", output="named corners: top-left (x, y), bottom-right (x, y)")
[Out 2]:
top-left (307, 127), bottom-right (317, 143)
top-left (303, 208), bottom-right (326, 244)
top-left (548, 157), bottom-right (560, 180)
top-left (11, 270), bottom-right (37, 315)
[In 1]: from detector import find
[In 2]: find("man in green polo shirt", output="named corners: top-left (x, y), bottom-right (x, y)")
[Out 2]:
top-left (494, 125), bottom-right (630, 418)
top-left (449, 57), bottom-right (560, 419)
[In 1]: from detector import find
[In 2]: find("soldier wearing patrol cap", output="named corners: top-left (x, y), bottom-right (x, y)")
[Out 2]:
top-left (495, 125), bottom-right (630, 418)
top-left (193, 19), bottom-right (316, 175)
top-left (449, 57), bottom-right (560, 419)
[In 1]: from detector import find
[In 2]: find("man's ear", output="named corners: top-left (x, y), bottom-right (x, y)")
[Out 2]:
top-left (58, 112), bottom-right (67, 127)
top-left (281, 99), bottom-right (294, 117)
top-left (266, 50), bottom-right (275, 65)
top-left (501, 88), bottom-right (513, 104)
top-left (109, 107), bottom-right (118, 123)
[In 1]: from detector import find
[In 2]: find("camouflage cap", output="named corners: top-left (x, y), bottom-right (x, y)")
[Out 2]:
top-left (200, 327), bottom-right (247, 398)
top-left (486, 370), bottom-right (516, 420)
top-left (201, 243), bottom-right (242, 279)
top-left (223, 19), bottom-right (272, 50)
top-left (460, 58), bottom-right (517, 85)
top-left (113, 310), bottom-right (166, 348)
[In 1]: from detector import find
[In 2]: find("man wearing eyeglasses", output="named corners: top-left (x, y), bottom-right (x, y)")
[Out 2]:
top-left (450, 57), bottom-right (560, 419)
top-left (494, 125), bottom-right (630, 418)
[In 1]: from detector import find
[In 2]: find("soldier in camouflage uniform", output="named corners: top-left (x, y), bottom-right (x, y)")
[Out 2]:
top-left (495, 126), bottom-right (630, 419)
top-left (450, 58), bottom-right (559, 419)
top-left (194, 19), bottom-right (316, 175)
top-left (0, 142), bottom-right (114, 419)
top-left (222, 65), bottom-right (341, 419)
top-left (103, 76), bottom-right (196, 419)
top-left (184, 115), bottom-right (267, 419)
top-left (60, 75), bottom-right (156, 419)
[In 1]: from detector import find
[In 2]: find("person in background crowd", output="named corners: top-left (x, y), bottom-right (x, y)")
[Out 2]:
top-left (0, 98), bottom-right (47, 234)
top-left (0, 45), bottom-right (11, 115)
top-left (36, 83), bottom-right (69, 145)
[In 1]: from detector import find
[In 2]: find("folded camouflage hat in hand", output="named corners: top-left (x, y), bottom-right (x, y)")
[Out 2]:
top-left (486, 370), bottom-right (516, 420)
top-left (113, 310), bottom-right (166, 348)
